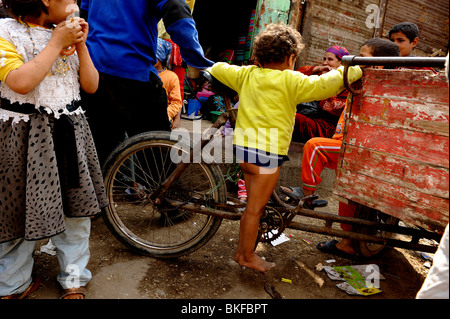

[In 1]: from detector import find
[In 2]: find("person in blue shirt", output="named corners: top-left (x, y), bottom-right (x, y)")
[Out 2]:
top-left (80, 0), bottom-right (213, 163)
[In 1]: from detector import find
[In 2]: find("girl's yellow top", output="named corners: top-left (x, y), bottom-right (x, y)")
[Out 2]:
top-left (209, 62), bottom-right (362, 155)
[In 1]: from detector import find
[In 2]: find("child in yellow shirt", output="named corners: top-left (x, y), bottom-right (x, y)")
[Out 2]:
top-left (209, 24), bottom-right (362, 273)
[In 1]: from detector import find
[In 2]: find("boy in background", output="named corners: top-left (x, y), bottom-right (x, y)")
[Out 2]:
top-left (388, 22), bottom-right (420, 57)
top-left (388, 22), bottom-right (437, 73)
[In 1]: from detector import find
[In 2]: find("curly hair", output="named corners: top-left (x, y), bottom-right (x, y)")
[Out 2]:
top-left (252, 24), bottom-right (304, 66)
top-left (1, 0), bottom-right (48, 21)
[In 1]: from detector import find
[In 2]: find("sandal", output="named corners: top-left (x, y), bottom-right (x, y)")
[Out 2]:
top-left (60, 287), bottom-right (87, 299)
top-left (279, 186), bottom-right (305, 200)
top-left (279, 186), bottom-right (328, 208)
top-left (0, 277), bottom-right (41, 299)
top-left (317, 240), bottom-right (356, 260)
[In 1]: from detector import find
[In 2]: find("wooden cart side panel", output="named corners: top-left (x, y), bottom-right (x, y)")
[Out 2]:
top-left (334, 69), bottom-right (449, 232)
top-left (359, 70), bottom-right (449, 104)
top-left (352, 96), bottom-right (449, 137)
top-left (335, 168), bottom-right (449, 232)
top-left (339, 145), bottom-right (449, 199)
top-left (345, 121), bottom-right (449, 168)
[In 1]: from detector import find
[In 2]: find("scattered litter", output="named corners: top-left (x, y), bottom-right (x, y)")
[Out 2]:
top-left (302, 239), bottom-right (311, 245)
top-left (325, 259), bottom-right (336, 264)
top-left (315, 263), bottom-right (324, 271)
top-left (40, 239), bottom-right (57, 256)
top-left (424, 261), bottom-right (432, 268)
top-left (293, 258), bottom-right (324, 288)
top-left (323, 264), bottom-right (384, 296)
top-left (269, 231), bottom-right (290, 246)
top-left (281, 278), bottom-right (292, 284)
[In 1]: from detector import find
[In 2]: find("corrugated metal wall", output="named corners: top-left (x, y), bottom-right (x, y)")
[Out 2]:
top-left (251, 0), bottom-right (448, 65)
top-left (299, 0), bottom-right (382, 66)
top-left (381, 0), bottom-right (449, 57)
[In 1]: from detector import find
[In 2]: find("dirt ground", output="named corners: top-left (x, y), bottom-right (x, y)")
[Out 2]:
top-left (24, 119), bottom-right (437, 304)
top-left (28, 196), bottom-right (433, 301)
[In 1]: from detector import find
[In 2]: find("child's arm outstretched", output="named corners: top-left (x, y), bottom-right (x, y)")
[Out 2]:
top-left (293, 66), bottom-right (362, 103)
top-left (75, 18), bottom-right (99, 94)
top-left (4, 21), bottom-right (84, 95)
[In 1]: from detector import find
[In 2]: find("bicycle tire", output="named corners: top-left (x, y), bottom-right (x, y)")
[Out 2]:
top-left (102, 131), bottom-right (227, 258)
top-left (352, 204), bottom-right (399, 257)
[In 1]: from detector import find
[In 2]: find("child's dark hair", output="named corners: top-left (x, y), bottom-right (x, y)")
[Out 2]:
top-left (363, 38), bottom-right (400, 57)
top-left (252, 24), bottom-right (304, 66)
top-left (388, 22), bottom-right (419, 42)
top-left (1, 0), bottom-right (48, 21)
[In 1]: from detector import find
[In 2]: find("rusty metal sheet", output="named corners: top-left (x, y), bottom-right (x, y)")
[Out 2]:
top-left (334, 68), bottom-right (449, 233)
top-left (382, 0), bottom-right (449, 57)
top-left (299, 0), bottom-right (380, 66)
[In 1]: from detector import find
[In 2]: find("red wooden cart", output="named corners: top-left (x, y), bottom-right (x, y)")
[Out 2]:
top-left (330, 57), bottom-right (449, 256)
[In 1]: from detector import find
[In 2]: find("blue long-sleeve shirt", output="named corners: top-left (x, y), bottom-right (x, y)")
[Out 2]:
top-left (81, 0), bottom-right (213, 81)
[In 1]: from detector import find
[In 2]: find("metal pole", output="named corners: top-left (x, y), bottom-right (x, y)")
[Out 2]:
top-left (342, 55), bottom-right (447, 68)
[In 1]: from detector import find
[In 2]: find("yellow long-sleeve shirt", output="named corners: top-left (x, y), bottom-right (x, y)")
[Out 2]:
top-left (209, 62), bottom-right (362, 155)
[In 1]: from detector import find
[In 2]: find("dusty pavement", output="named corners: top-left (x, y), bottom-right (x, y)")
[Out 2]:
top-left (22, 119), bottom-right (438, 308)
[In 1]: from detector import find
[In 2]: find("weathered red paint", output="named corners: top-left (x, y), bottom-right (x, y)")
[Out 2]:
top-left (334, 68), bottom-right (449, 233)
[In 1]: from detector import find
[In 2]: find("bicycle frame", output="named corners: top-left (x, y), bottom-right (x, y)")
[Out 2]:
top-left (145, 72), bottom-right (442, 253)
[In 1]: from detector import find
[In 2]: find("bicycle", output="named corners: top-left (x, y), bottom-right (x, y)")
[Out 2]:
top-left (101, 66), bottom-right (444, 259)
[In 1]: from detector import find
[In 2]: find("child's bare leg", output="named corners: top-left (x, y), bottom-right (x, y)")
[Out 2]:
top-left (234, 164), bottom-right (251, 263)
top-left (234, 162), bottom-right (280, 273)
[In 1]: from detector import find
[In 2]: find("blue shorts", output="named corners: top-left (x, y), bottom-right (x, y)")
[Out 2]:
top-left (233, 145), bottom-right (289, 168)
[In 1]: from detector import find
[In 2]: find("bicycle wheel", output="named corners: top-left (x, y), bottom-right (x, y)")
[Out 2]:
top-left (352, 204), bottom-right (399, 257)
top-left (102, 131), bottom-right (227, 258)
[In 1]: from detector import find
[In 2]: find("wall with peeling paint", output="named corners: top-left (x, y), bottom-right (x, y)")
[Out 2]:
top-left (253, 0), bottom-right (292, 36)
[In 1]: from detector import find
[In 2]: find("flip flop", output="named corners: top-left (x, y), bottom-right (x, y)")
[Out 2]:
top-left (279, 186), bottom-right (305, 200)
top-left (0, 277), bottom-right (41, 299)
top-left (279, 186), bottom-right (328, 208)
top-left (316, 240), bottom-right (355, 260)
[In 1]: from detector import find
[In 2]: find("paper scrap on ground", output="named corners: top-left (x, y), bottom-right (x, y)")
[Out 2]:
top-left (269, 231), bottom-right (290, 246)
top-left (323, 264), bottom-right (384, 296)
top-left (40, 239), bottom-right (57, 256)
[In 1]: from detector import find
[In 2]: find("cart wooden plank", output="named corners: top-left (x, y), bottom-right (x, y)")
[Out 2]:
top-left (334, 68), bottom-right (449, 233)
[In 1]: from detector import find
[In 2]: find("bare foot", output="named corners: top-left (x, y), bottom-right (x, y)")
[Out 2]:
top-left (235, 253), bottom-right (275, 273)
top-left (60, 287), bottom-right (86, 299)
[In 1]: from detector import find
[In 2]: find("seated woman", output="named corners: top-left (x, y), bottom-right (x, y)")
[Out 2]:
top-left (292, 46), bottom-right (350, 143)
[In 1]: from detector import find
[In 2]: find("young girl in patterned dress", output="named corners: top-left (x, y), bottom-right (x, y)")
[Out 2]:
top-left (0, 0), bottom-right (107, 299)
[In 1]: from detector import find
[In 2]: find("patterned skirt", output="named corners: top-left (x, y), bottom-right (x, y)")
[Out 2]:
top-left (0, 111), bottom-right (108, 243)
